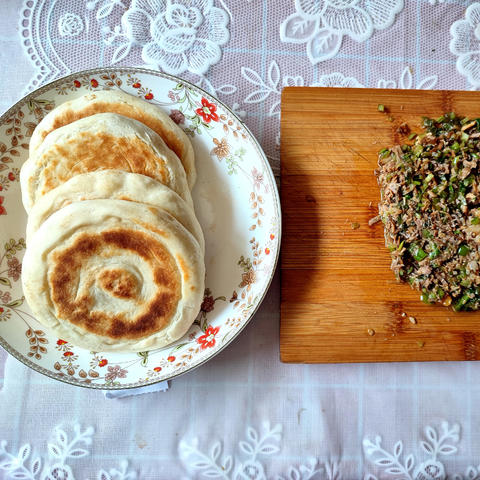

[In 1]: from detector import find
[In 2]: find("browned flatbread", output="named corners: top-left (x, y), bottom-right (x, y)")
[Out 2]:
top-left (21, 199), bottom-right (205, 352)
top-left (20, 112), bottom-right (192, 212)
top-left (29, 90), bottom-right (196, 188)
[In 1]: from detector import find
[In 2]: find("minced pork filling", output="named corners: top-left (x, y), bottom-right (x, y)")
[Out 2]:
top-left (376, 113), bottom-right (480, 311)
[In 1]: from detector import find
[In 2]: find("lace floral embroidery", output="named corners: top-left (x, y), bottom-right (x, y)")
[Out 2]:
top-left (179, 421), bottom-right (341, 479)
top-left (0, 424), bottom-right (136, 480)
top-left (280, 0), bottom-right (404, 64)
top-left (363, 421), bottom-right (480, 480)
top-left (121, 0), bottom-right (230, 74)
top-left (450, 3), bottom-right (480, 88)
top-left (377, 66), bottom-right (438, 90)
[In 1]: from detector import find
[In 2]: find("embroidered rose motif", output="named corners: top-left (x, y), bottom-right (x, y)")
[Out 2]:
top-left (196, 97), bottom-right (219, 123)
top-left (122, 0), bottom-right (230, 75)
top-left (313, 72), bottom-right (365, 88)
top-left (280, 0), bottom-right (403, 63)
top-left (58, 12), bottom-right (84, 37)
top-left (450, 4), bottom-right (480, 87)
top-left (197, 326), bottom-right (219, 349)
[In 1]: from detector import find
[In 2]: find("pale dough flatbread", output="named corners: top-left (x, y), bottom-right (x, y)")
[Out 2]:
top-left (26, 170), bottom-right (205, 253)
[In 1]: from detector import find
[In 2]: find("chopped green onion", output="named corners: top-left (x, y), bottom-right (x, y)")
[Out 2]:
top-left (420, 293), bottom-right (431, 304)
top-left (454, 293), bottom-right (470, 311)
top-left (413, 145), bottom-right (424, 155)
top-left (429, 244), bottom-right (440, 259)
top-left (464, 175), bottom-right (475, 186)
top-left (424, 173), bottom-right (434, 184)
top-left (452, 142), bottom-right (460, 151)
top-left (471, 217), bottom-right (480, 225)
top-left (378, 104), bottom-right (385, 112)
top-left (458, 245), bottom-right (470, 256)
top-left (461, 132), bottom-right (470, 142)
top-left (409, 244), bottom-right (428, 262)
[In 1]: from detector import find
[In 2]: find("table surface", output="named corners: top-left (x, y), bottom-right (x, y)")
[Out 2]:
top-left (1, 0), bottom-right (480, 478)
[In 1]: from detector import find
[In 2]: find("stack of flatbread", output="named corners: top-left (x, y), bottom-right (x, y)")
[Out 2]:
top-left (20, 90), bottom-right (205, 352)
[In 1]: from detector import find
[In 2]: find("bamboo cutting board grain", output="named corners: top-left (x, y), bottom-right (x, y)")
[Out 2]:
top-left (280, 87), bottom-right (480, 363)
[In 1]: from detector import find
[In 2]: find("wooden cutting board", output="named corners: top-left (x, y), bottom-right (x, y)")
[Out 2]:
top-left (280, 87), bottom-right (480, 363)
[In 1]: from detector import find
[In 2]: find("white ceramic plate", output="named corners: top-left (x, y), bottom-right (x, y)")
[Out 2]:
top-left (0, 68), bottom-right (280, 389)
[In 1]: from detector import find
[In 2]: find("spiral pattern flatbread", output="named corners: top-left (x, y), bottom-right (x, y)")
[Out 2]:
top-left (28, 89), bottom-right (196, 188)
top-left (20, 112), bottom-right (192, 212)
top-left (22, 199), bottom-right (205, 352)
top-left (26, 170), bottom-right (205, 253)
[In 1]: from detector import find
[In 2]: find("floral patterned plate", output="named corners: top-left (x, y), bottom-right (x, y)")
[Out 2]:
top-left (0, 67), bottom-right (280, 389)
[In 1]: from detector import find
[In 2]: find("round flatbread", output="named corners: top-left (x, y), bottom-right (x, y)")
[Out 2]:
top-left (29, 89), bottom-right (196, 188)
top-left (20, 112), bottom-right (193, 212)
top-left (26, 171), bottom-right (205, 253)
top-left (22, 199), bottom-right (205, 352)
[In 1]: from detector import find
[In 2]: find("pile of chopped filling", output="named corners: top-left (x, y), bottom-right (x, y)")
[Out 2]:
top-left (376, 112), bottom-right (480, 311)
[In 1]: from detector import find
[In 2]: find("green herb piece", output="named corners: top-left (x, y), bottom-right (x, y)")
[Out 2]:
top-left (429, 244), bottom-right (440, 259)
top-left (454, 293), bottom-right (470, 311)
top-left (420, 293), bottom-right (431, 304)
top-left (471, 217), bottom-right (480, 225)
top-left (408, 133), bottom-right (417, 140)
top-left (458, 245), bottom-right (470, 256)
top-left (424, 173), bottom-right (434, 184)
top-left (409, 244), bottom-right (428, 262)
top-left (378, 104), bottom-right (385, 112)
top-left (413, 145), bottom-right (424, 156)
top-left (464, 175), bottom-right (475, 186)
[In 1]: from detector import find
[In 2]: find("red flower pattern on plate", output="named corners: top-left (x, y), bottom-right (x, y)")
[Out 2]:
top-left (57, 339), bottom-right (68, 345)
top-left (197, 326), bottom-right (220, 350)
top-left (98, 359), bottom-right (108, 367)
top-left (196, 98), bottom-right (219, 123)
top-left (0, 196), bottom-right (6, 215)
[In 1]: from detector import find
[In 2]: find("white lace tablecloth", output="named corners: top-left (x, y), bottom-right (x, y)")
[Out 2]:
top-left (2, 0), bottom-right (480, 478)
